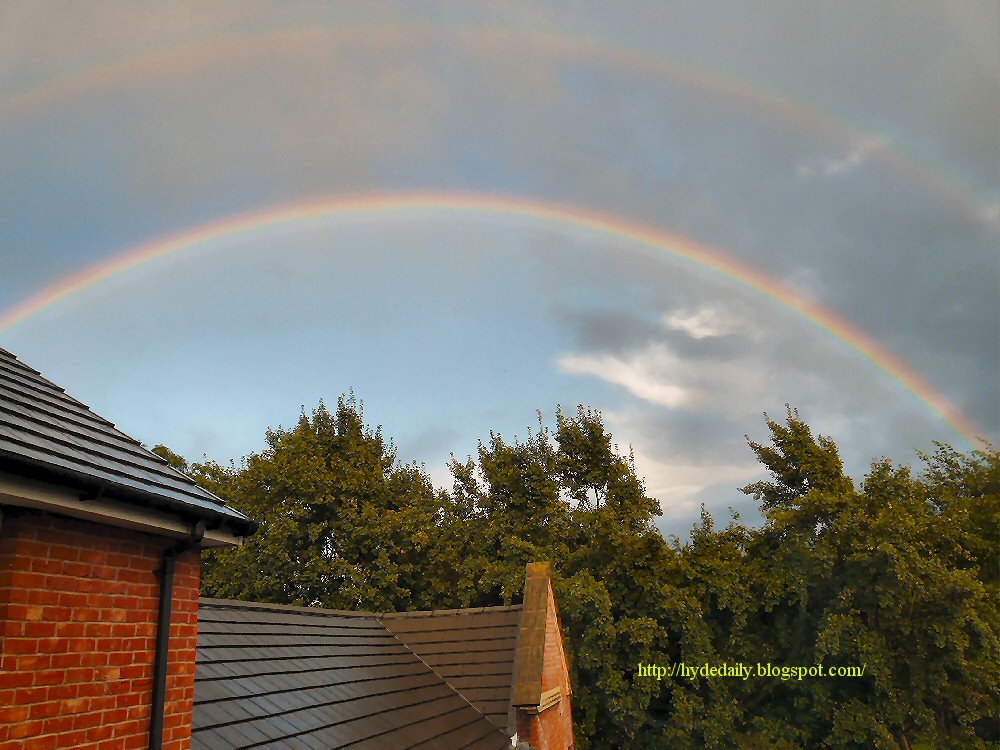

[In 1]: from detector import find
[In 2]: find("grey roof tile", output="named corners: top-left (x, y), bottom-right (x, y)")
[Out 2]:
top-left (194, 599), bottom-right (514, 749)
top-left (0, 348), bottom-right (255, 534)
top-left (382, 608), bottom-right (522, 732)
top-left (190, 727), bottom-right (240, 750)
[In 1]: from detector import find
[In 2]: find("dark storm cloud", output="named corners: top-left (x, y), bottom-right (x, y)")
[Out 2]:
top-left (553, 305), bottom-right (665, 355)
top-left (553, 301), bottom-right (759, 363)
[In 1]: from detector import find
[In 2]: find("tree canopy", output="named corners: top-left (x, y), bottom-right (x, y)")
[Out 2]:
top-left (195, 395), bottom-right (446, 611)
top-left (187, 399), bottom-right (998, 750)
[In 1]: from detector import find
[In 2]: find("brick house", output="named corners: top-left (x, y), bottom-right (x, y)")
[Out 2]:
top-left (0, 348), bottom-right (573, 749)
top-left (0, 348), bottom-right (256, 750)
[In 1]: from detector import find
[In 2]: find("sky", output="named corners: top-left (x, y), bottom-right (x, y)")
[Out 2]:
top-left (1, 1), bottom-right (997, 538)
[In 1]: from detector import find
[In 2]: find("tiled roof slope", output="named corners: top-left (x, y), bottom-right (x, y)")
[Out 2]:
top-left (0, 348), bottom-right (254, 532)
top-left (381, 607), bottom-right (522, 733)
top-left (193, 599), bottom-right (513, 750)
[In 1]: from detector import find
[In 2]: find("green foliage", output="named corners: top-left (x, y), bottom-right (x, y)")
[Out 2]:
top-left (741, 405), bottom-right (855, 514)
top-left (197, 395), bottom-right (448, 611)
top-left (732, 413), bottom-right (999, 749)
top-left (177, 399), bottom-right (998, 749)
top-left (151, 443), bottom-right (189, 474)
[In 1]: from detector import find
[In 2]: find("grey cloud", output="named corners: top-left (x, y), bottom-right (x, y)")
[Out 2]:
top-left (552, 305), bottom-right (664, 355)
top-left (553, 301), bottom-right (761, 363)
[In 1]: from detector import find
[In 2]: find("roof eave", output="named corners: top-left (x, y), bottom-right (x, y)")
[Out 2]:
top-left (0, 458), bottom-right (258, 543)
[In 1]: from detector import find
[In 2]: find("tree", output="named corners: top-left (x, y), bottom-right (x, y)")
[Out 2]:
top-left (734, 412), bottom-right (999, 749)
top-left (151, 443), bottom-right (189, 474)
top-left (198, 395), bottom-right (447, 612)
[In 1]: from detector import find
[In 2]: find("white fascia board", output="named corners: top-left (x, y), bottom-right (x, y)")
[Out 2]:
top-left (0, 471), bottom-right (243, 548)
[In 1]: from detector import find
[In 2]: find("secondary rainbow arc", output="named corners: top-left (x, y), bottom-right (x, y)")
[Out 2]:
top-left (0, 191), bottom-right (983, 447)
top-left (0, 22), bottom-right (994, 230)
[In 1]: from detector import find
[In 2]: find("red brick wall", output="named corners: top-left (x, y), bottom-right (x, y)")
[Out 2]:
top-left (0, 511), bottom-right (200, 750)
top-left (516, 580), bottom-right (574, 750)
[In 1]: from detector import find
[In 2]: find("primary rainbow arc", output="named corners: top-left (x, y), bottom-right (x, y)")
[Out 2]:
top-left (0, 191), bottom-right (982, 446)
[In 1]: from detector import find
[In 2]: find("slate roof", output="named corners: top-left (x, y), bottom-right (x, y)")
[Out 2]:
top-left (0, 348), bottom-right (255, 535)
top-left (193, 599), bottom-right (517, 750)
top-left (382, 608), bottom-right (522, 733)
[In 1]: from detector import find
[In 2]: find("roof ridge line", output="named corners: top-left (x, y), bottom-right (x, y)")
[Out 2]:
top-left (377, 604), bottom-right (523, 618)
top-left (199, 597), bottom-right (380, 618)
top-left (198, 597), bottom-right (524, 619)
top-left (376, 613), bottom-right (512, 742)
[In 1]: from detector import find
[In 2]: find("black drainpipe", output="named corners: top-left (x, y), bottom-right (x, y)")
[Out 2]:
top-left (149, 520), bottom-right (205, 750)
